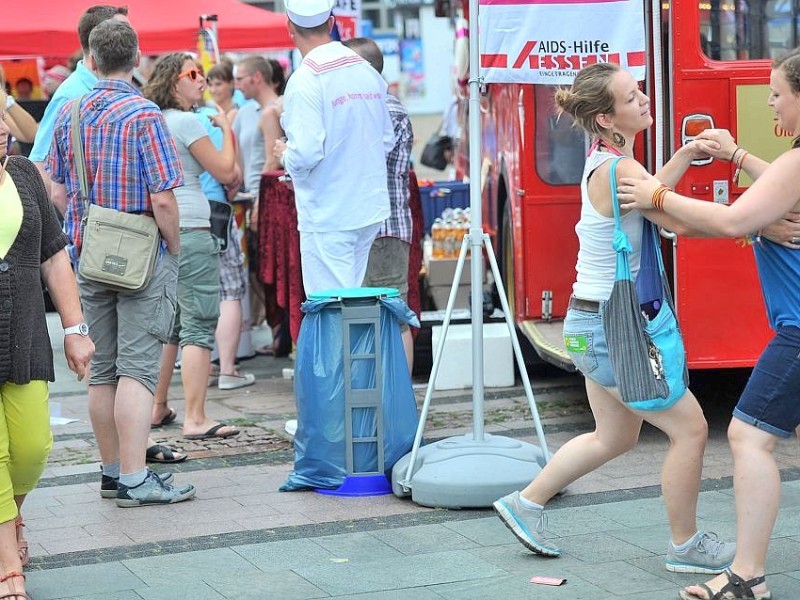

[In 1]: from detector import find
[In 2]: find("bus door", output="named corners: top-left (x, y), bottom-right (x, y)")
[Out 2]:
top-left (517, 84), bottom-right (587, 367)
top-left (666, 0), bottom-right (789, 368)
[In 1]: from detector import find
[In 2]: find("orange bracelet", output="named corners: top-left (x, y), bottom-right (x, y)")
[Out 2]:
top-left (651, 185), bottom-right (670, 211)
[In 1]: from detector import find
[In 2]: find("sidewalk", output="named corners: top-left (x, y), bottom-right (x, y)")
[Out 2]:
top-left (22, 315), bottom-right (800, 599)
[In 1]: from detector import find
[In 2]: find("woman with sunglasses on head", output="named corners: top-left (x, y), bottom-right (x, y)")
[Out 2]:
top-left (492, 62), bottom-right (740, 578)
top-left (143, 54), bottom-right (240, 442)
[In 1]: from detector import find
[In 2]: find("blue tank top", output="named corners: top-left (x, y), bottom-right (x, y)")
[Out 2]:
top-left (753, 239), bottom-right (800, 329)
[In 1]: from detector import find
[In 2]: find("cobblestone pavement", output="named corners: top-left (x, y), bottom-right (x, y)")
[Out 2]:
top-left (22, 315), bottom-right (800, 599)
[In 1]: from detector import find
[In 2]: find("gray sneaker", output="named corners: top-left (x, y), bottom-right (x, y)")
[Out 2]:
top-left (100, 470), bottom-right (173, 498)
top-left (493, 491), bottom-right (561, 557)
top-left (116, 470), bottom-right (196, 508)
top-left (666, 531), bottom-right (736, 574)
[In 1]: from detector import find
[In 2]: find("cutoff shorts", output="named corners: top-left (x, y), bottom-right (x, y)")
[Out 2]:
top-left (219, 222), bottom-right (246, 301)
top-left (563, 304), bottom-right (616, 389)
top-left (169, 230), bottom-right (221, 349)
top-left (734, 325), bottom-right (800, 438)
top-left (363, 237), bottom-right (411, 332)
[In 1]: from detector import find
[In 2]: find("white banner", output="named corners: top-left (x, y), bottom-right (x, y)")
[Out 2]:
top-left (478, 0), bottom-right (646, 85)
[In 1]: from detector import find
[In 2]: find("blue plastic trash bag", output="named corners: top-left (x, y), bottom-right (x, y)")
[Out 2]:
top-left (280, 296), bottom-right (420, 491)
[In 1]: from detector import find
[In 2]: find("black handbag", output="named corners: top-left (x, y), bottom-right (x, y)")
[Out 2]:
top-left (420, 126), bottom-right (453, 171)
top-left (208, 199), bottom-right (233, 252)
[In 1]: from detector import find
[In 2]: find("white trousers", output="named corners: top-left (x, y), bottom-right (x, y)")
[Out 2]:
top-left (300, 222), bottom-right (382, 296)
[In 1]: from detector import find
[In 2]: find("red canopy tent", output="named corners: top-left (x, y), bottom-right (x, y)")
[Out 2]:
top-left (0, 0), bottom-right (293, 59)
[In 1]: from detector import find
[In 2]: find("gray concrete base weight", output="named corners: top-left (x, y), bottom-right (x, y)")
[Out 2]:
top-left (391, 433), bottom-right (546, 508)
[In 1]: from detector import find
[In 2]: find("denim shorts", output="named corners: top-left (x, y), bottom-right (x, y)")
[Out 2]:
top-left (734, 325), bottom-right (800, 438)
top-left (563, 304), bottom-right (616, 388)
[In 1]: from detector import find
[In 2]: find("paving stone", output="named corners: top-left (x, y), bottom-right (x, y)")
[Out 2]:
top-left (333, 588), bottom-right (444, 600)
top-left (370, 523), bottom-right (479, 555)
top-left (204, 570), bottom-right (328, 600)
top-left (26, 562), bottom-right (144, 599)
top-left (588, 497), bottom-right (669, 529)
top-left (60, 592), bottom-right (143, 600)
top-left (545, 505), bottom-right (629, 537)
top-left (122, 548), bottom-right (261, 586)
top-left (118, 582), bottom-right (221, 600)
top-left (295, 549), bottom-right (505, 596)
top-left (441, 515), bottom-right (514, 546)
top-left (234, 538), bottom-right (335, 572)
top-left (557, 532), bottom-right (656, 564)
top-left (565, 560), bottom-right (674, 596)
top-left (313, 531), bottom-right (405, 562)
top-left (429, 571), bottom-right (606, 599)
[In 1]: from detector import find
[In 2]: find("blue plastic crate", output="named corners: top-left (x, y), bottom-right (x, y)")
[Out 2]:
top-left (419, 181), bottom-right (470, 234)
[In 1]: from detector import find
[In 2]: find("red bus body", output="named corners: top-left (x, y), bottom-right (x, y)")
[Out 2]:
top-left (454, 0), bottom-right (793, 370)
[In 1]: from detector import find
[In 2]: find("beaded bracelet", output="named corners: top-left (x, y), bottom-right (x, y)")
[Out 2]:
top-left (733, 150), bottom-right (749, 184)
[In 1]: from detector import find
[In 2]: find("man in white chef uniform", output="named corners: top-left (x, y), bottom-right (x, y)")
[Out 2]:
top-left (274, 0), bottom-right (395, 296)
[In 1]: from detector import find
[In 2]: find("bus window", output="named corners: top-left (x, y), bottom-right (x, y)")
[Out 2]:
top-left (700, 0), bottom-right (798, 61)
top-left (534, 86), bottom-right (587, 186)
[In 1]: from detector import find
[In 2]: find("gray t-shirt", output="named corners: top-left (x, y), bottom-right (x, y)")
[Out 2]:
top-left (232, 101), bottom-right (264, 194)
top-left (164, 109), bottom-right (211, 228)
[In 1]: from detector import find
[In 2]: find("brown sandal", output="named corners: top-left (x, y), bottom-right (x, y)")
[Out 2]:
top-left (14, 517), bottom-right (28, 568)
top-left (0, 570), bottom-right (27, 599)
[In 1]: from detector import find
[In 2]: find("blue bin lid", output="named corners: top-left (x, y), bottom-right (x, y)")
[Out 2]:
top-left (308, 287), bottom-right (400, 301)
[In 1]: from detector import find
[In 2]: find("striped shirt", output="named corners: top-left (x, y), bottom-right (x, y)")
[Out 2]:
top-left (379, 95), bottom-right (413, 244)
top-left (46, 79), bottom-right (183, 261)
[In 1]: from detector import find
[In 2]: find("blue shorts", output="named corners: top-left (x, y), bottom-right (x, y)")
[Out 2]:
top-left (563, 304), bottom-right (616, 388)
top-left (734, 325), bottom-right (800, 438)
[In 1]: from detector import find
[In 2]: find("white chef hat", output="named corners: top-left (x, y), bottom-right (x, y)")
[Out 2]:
top-left (285, 0), bottom-right (335, 28)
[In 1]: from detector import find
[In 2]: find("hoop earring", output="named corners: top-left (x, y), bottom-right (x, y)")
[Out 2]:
top-left (612, 132), bottom-right (626, 148)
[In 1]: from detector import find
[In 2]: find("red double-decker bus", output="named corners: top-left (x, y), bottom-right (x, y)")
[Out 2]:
top-left (446, 0), bottom-right (796, 370)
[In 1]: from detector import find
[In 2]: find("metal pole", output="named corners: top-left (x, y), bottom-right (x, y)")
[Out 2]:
top-left (468, 0), bottom-right (485, 441)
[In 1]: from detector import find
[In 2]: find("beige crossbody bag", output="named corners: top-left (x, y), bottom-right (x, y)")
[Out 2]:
top-left (72, 96), bottom-right (161, 291)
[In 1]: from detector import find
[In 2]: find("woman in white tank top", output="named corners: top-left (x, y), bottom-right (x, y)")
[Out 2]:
top-left (492, 63), bottom-right (738, 581)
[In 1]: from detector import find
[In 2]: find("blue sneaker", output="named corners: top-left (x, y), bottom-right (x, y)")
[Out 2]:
top-left (493, 491), bottom-right (561, 557)
top-left (666, 531), bottom-right (736, 574)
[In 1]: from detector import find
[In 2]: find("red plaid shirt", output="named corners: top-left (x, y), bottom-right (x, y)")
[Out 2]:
top-left (46, 79), bottom-right (183, 262)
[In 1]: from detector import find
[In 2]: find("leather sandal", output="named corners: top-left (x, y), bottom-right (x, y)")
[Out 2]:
top-left (14, 516), bottom-right (28, 568)
top-left (0, 570), bottom-right (27, 599)
top-left (679, 568), bottom-right (771, 600)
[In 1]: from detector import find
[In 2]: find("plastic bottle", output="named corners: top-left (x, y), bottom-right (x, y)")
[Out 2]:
top-left (442, 218), bottom-right (457, 258)
top-left (431, 218), bottom-right (445, 259)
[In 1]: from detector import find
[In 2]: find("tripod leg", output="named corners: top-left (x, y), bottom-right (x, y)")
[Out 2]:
top-left (483, 234), bottom-right (551, 462)
top-left (399, 234), bottom-right (472, 489)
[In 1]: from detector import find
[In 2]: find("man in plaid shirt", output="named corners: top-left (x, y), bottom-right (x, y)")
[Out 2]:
top-left (344, 38), bottom-right (415, 371)
top-left (46, 20), bottom-right (196, 508)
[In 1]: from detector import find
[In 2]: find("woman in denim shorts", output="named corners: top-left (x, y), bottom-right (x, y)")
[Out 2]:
top-left (493, 63), bottom-right (738, 579)
top-left (619, 48), bottom-right (800, 600)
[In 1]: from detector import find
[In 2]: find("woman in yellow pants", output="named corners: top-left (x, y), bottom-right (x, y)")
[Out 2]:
top-left (0, 108), bottom-right (93, 598)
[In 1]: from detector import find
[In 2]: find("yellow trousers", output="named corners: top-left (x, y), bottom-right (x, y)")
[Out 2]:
top-left (0, 381), bottom-right (53, 523)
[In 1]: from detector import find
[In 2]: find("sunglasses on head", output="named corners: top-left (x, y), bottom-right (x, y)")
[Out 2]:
top-left (178, 68), bottom-right (202, 82)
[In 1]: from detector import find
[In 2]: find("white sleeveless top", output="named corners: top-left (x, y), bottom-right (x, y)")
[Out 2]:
top-left (572, 149), bottom-right (643, 301)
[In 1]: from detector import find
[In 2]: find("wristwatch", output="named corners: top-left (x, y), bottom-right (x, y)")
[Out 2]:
top-left (63, 323), bottom-right (89, 337)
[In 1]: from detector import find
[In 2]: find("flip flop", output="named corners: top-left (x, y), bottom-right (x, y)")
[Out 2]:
top-left (254, 345), bottom-right (275, 356)
top-left (146, 444), bottom-right (188, 464)
top-left (151, 407), bottom-right (177, 428)
top-left (183, 423), bottom-right (240, 440)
